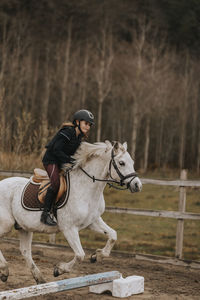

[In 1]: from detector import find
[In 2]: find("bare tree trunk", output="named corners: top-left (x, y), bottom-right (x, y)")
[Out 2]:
top-left (0, 88), bottom-right (6, 151)
top-left (60, 18), bottom-right (72, 121)
top-left (179, 117), bottom-right (186, 170)
top-left (30, 50), bottom-right (39, 114)
top-left (81, 43), bottom-right (89, 107)
top-left (179, 78), bottom-right (188, 170)
top-left (117, 115), bottom-right (122, 142)
top-left (197, 130), bottom-right (200, 174)
top-left (41, 44), bottom-right (51, 148)
top-left (97, 99), bottom-right (103, 142)
top-left (143, 116), bottom-right (150, 172)
top-left (191, 85), bottom-right (198, 163)
top-left (0, 17), bottom-right (7, 84)
top-left (95, 22), bottom-right (113, 142)
top-left (155, 117), bottom-right (164, 168)
top-left (43, 45), bottom-right (51, 120)
top-left (24, 49), bottom-right (33, 113)
top-left (131, 101), bottom-right (139, 158)
top-left (7, 24), bottom-right (22, 150)
top-left (179, 53), bottom-right (191, 170)
top-left (0, 18), bottom-right (7, 151)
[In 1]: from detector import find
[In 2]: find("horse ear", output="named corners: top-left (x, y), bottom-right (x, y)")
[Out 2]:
top-left (105, 140), bottom-right (112, 147)
top-left (105, 140), bottom-right (112, 152)
top-left (113, 141), bottom-right (119, 154)
top-left (123, 142), bottom-right (127, 151)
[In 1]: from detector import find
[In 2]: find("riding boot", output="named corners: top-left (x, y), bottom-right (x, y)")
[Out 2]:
top-left (40, 187), bottom-right (57, 226)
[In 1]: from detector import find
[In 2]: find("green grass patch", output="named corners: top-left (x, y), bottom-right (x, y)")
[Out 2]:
top-left (104, 184), bottom-right (181, 211)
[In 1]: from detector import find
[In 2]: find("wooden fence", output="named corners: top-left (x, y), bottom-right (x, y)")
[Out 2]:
top-left (0, 169), bottom-right (200, 259)
top-left (108, 170), bottom-right (200, 259)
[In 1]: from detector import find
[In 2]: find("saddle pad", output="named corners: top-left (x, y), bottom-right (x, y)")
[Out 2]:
top-left (21, 173), bottom-right (70, 211)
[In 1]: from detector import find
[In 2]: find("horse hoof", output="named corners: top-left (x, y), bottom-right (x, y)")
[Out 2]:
top-left (36, 278), bottom-right (46, 284)
top-left (90, 253), bottom-right (97, 263)
top-left (54, 267), bottom-right (60, 277)
top-left (0, 274), bottom-right (8, 282)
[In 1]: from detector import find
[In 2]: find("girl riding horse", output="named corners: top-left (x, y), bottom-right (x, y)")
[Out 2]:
top-left (41, 109), bottom-right (94, 226)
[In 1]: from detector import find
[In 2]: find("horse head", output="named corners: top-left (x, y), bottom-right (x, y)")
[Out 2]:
top-left (105, 140), bottom-right (142, 193)
top-left (74, 140), bottom-right (142, 193)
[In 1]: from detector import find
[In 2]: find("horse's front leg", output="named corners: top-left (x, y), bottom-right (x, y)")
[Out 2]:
top-left (89, 217), bottom-right (117, 263)
top-left (19, 230), bottom-right (46, 284)
top-left (54, 227), bottom-right (85, 277)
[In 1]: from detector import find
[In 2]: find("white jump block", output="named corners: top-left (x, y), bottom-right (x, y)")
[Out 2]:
top-left (89, 275), bottom-right (144, 298)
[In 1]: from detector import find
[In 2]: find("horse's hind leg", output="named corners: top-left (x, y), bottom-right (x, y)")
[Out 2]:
top-left (0, 250), bottom-right (9, 282)
top-left (19, 230), bottom-right (45, 284)
top-left (89, 217), bottom-right (117, 262)
top-left (0, 213), bottom-right (14, 282)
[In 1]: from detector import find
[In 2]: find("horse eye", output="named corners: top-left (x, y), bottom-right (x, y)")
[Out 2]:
top-left (119, 161), bottom-right (125, 166)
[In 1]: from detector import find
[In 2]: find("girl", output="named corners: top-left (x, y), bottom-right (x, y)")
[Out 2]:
top-left (41, 109), bottom-right (94, 226)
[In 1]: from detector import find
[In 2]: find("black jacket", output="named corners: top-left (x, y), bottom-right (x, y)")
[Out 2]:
top-left (42, 126), bottom-right (83, 166)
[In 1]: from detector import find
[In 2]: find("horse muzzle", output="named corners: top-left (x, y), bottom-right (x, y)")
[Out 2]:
top-left (127, 178), bottom-right (142, 193)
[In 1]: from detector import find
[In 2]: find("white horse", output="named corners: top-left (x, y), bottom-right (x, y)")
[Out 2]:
top-left (0, 141), bottom-right (142, 284)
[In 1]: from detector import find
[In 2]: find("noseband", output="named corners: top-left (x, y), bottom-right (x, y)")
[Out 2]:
top-left (108, 149), bottom-right (138, 188)
top-left (79, 147), bottom-right (138, 190)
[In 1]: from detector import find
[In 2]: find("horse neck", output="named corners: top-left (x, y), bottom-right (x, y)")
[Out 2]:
top-left (78, 151), bottom-right (111, 185)
top-left (89, 156), bottom-right (109, 178)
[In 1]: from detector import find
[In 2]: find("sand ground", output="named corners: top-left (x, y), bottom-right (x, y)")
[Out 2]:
top-left (0, 239), bottom-right (199, 300)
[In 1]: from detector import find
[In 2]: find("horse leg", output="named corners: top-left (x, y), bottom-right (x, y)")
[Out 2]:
top-left (89, 217), bottom-right (117, 263)
top-left (19, 230), bottom-right (45, 284)
top-left (0, 213), bottom-right (14, 282)
top-left (54, 227), bottom-right (85, 277)
top-left (0, 251), bottom-right (9, 282)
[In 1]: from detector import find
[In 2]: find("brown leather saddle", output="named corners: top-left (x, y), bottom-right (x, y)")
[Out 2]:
top-left (32, 168), bottom-right (67, 204)
top-left (21, 168), bottom-right (70, 211)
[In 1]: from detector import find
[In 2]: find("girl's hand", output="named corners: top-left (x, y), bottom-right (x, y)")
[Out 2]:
top-left (61, 162), bottom-right (75, 173)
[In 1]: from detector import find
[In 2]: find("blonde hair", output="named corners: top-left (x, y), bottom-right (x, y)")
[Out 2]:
top-left (60, 122), bottom-right (74, 129)
top-left (60, 121), bottom-right (88, 139)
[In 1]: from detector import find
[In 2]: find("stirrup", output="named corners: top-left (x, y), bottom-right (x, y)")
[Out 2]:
top-left (40, 212), bottom-right (57, 226)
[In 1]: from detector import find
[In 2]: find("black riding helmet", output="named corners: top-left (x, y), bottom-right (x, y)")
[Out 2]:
top-left (73, 109), bottom-right (95, 126)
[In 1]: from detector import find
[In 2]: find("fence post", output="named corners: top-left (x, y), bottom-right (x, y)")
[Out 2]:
top-left (175, 169), bottom-right (187, 259)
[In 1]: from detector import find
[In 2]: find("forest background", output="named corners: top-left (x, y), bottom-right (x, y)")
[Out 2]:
top-left (0, 0), bottom-right (200, 174)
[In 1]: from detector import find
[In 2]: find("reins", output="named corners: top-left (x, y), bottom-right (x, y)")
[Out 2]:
top-left (79, 147), bottom-right (138, 190)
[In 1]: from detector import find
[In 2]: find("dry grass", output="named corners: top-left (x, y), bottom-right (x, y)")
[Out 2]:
top-left (0, 152), bottom-right (43, 171)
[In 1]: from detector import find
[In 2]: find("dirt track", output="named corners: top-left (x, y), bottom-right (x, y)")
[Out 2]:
top-left (0, 239), bottom-right (199, 300)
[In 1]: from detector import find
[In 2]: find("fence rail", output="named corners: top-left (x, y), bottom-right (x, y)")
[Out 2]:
top-left (141, 178), bottom-right (200, 187)
top-left (105, 207), bottom-right (200, 220)
top-left (1, 170), bottom-right (200, 187)
top-left (0, 169), bottom-right (200, 260)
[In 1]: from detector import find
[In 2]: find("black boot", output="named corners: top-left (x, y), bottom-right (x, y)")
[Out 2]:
top-left (40, 187), bottom-right (57, 226)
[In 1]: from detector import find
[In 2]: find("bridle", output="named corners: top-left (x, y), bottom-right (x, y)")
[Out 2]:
top-left (79, 147), bottom-right (138, 190)
top-left (109, 148), bottom-right (138, 188)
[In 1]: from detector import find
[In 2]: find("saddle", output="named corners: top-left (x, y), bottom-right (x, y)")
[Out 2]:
top-left (32, 168), bottom-right (67, 204)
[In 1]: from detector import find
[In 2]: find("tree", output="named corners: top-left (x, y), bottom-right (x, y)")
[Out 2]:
top-left (92, 20), bottom-right (113, 141)
top-left (60, 18), bottom-right (72, 122)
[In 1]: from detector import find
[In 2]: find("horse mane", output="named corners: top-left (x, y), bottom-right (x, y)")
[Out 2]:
top-left (73, 141), bottom-right (112, 167)
top-left (73, 140), bottom-right (127, 167)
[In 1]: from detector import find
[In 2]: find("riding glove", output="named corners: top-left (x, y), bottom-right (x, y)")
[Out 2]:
top-left (61, 162), bottom-right (75, 173)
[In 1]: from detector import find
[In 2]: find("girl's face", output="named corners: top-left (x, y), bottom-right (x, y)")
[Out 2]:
top-left (78, 120), bottom-right (92, 135)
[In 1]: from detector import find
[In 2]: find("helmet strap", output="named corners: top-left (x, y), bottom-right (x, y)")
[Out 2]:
top-left (78, 121), bottom-right (84, 135)
top-left (74, 120), bottom-right (86, 137)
